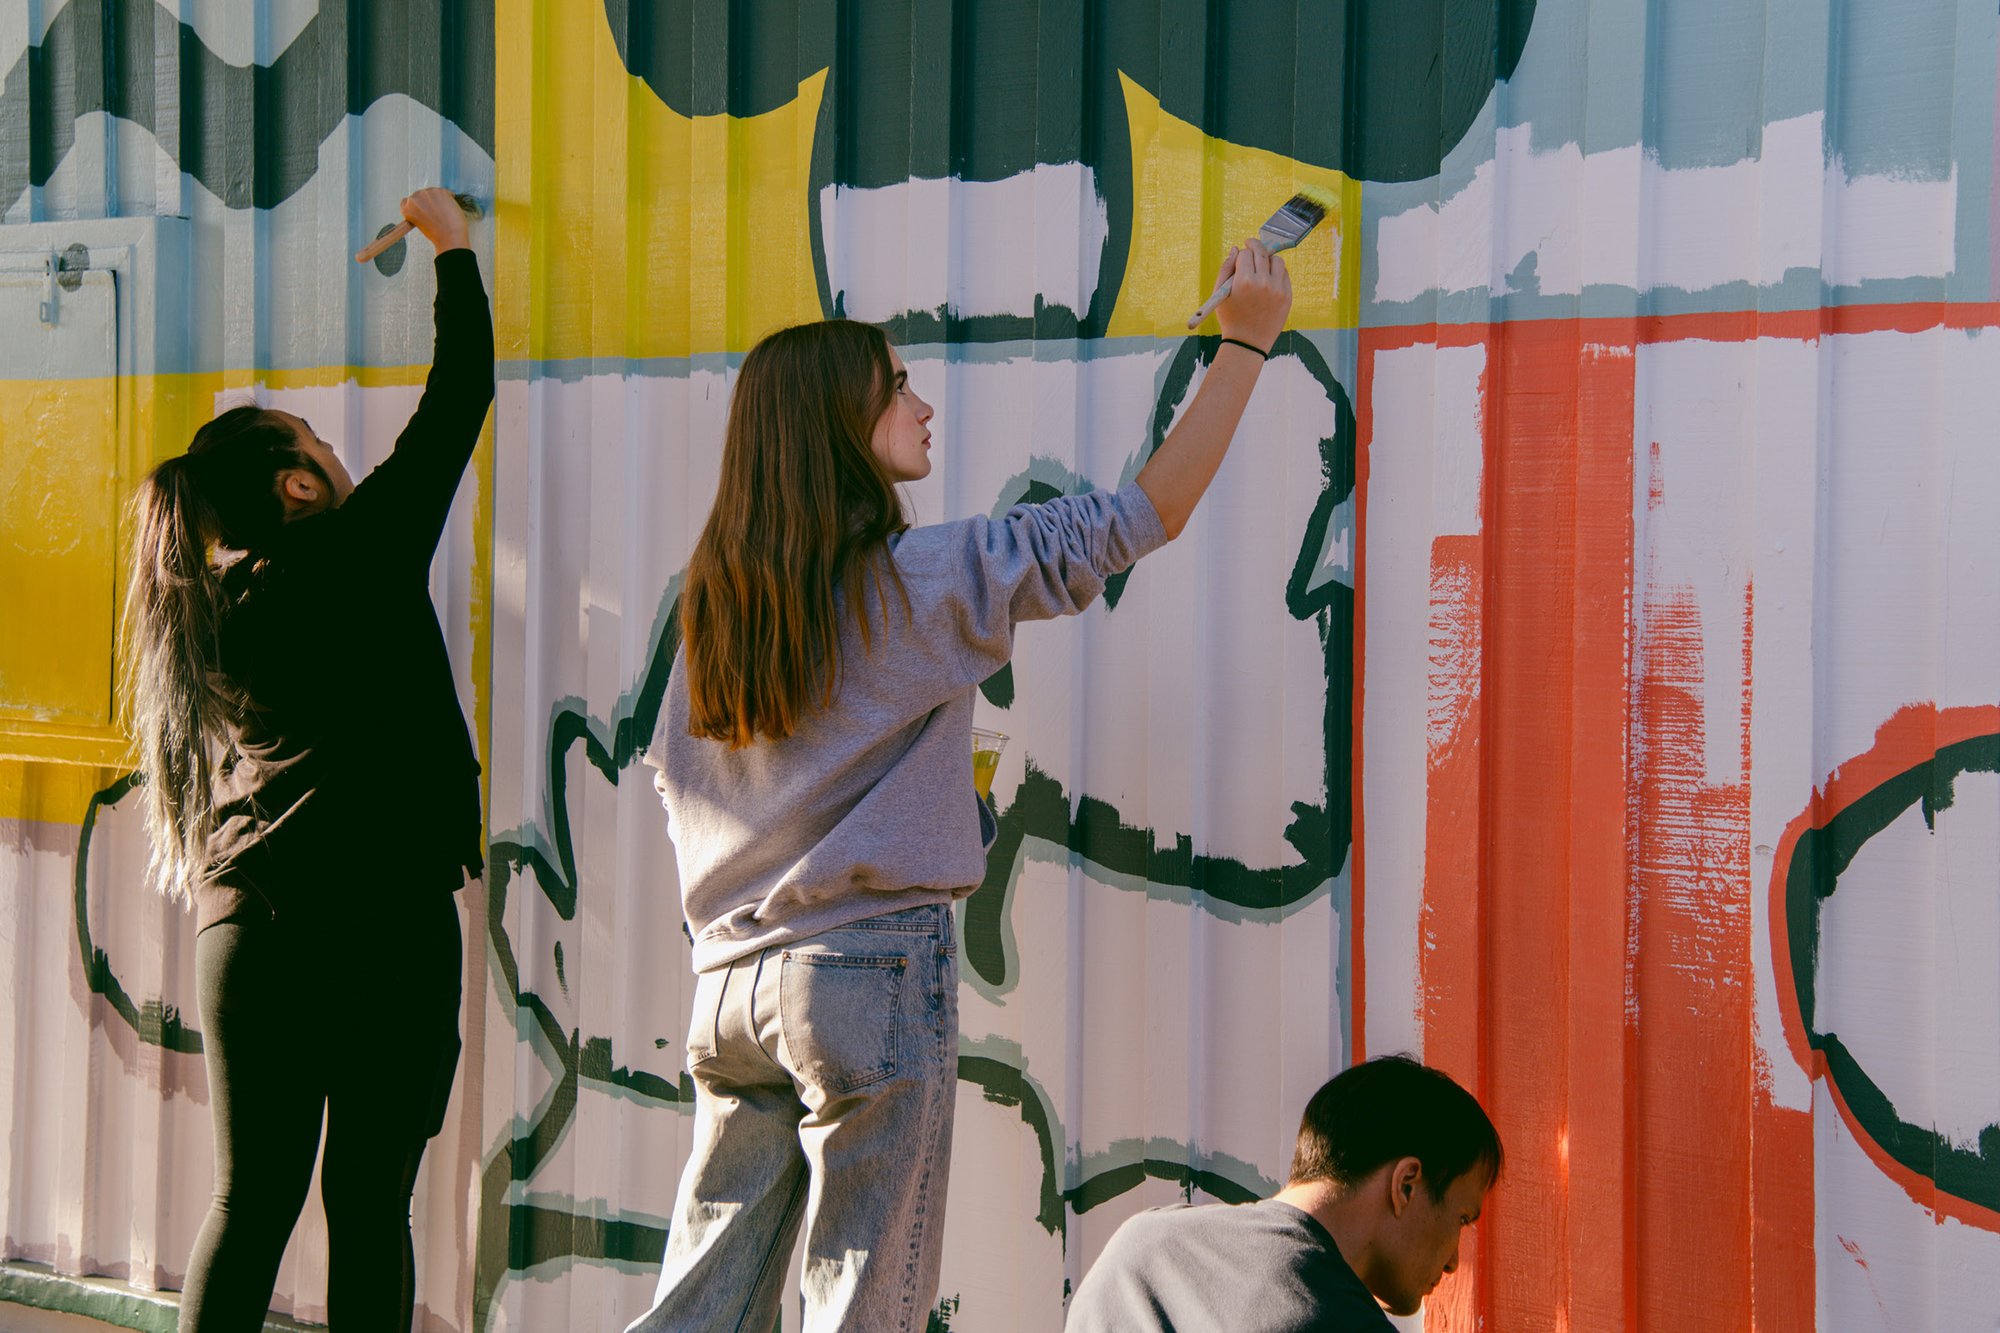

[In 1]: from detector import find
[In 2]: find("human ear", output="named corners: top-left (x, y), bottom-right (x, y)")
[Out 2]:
top-left (279, 469), bottom-right (322, 511)
top-left (1389, 1158), bottom-right (1423, 1217)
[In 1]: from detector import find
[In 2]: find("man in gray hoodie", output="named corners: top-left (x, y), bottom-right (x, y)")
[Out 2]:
top-left (1066, 1056), bottom-right (1503, 1332)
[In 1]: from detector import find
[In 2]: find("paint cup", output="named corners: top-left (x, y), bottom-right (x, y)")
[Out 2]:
top-left (971, 728), bottom-right (1009, 802)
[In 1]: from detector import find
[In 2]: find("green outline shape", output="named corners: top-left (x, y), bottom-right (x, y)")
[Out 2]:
top-left (1784, 730), bottom-right (2000, 1215)
top-left (73, 772), bottom-right (203, 1054)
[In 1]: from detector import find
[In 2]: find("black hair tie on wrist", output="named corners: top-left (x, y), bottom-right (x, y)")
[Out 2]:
top-left (1219, 336), bottom-right (1269, 360)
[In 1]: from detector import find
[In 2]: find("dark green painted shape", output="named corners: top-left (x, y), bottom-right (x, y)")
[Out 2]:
top-left (1064, 1157), bottom-right (1259, 1213)
top-left (961, 1054), bottom-right (1066, 1234)
top-left (1784, 731), bottom-right (2000, 1214)
top-left (965, 330), bottom-right (1355, 987)
top-left (505, 1203), bottom-right (666, 1270)
top-left (979, 661), bottom-right (1015, 708)
top-left (73, 772), bottom-right (204, 1055)
top-left (605, 0), bottom-right (1534, 333)
top-left (2, 0), bottom-right (496, 212)
top-left (490, 599), bottom-right (680, 921)
top-left (604, 0), bottom-right (1534, 183)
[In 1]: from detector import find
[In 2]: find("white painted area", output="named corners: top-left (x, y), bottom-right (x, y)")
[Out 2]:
top-left (1670, 330), bottom-right (2000, 1121)
top-left (1636, 340), bottom-right (1754, 791)
top-left (938, 1083), bottom-right (1069, 1328)
top-left (1055, 869), bottom-right (1342, 1178)
top-left (1744, 335), bottom-right (1827, 1113)
top-left (1813, 331), bottom-right (2000, 778)
top-left (1815, 1092), bottom-right (2000, 1331)
top-left (1032, 839), bottom-right (1344, 1282)
top-left (1361, 341), bottom-right (1487, 1060)
top-left (186, 0), bottom-right (321, 68)
top-left (1374, 114), bottom-right (1956, 303)
top-left (819, 164), bottom-right (1109, 321)
top-left (1816, 779), bottom-right (2000, 1155)
top-left (909, 348), bottom-right (1334, 871)
top-left (1, 3), bottom-right (69, 66)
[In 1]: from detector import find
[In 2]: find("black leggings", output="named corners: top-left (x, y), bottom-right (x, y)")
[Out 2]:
top-left (180, 891), bottom-right (463, 1332)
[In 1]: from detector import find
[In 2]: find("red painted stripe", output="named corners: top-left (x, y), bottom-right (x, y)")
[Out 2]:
top-left (1628, 563), bottom-right (1756, 1326)
top-left (1564, 341), bottom-right (1641, 1333)
top-left (1371, 320), bottom-right (1824, 1329)
top-left (1364, 299), bottom-right (2000, 355)
top-left (1470, 321), bottom-right (1640, 1328)
top-left (1419, 529), bottom-right (1488, 1333)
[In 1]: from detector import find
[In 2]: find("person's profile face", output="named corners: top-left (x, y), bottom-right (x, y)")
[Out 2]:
top-left (1376, 1163), bottom-right (1489, 1316)
top-left (867, 345), bottom-right (934, 482)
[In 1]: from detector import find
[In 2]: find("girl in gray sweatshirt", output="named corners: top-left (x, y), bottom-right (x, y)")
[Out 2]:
top-left (628, 241), bottom-right (1294, 1333)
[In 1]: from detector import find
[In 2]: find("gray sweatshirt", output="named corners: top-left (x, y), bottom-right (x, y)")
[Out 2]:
top-left (656, 480), bottom-right (1168, 972)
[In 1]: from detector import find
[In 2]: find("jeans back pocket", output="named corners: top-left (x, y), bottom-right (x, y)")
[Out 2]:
top-left (778, 951), bottom-right (904, 1095)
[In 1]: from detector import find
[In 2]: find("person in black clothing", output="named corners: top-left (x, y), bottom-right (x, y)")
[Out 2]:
top-left (120, 188), bottom-right (492, 1331)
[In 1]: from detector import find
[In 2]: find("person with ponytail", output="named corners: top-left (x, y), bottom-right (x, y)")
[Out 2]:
top-left (120, 188), bottom-right (491, 1331)
top-left (627, 240), bottom-right (1293, 1332)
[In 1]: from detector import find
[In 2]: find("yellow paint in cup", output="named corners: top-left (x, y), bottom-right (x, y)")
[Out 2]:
top-left (971, 728), bottom-right (1008, 801)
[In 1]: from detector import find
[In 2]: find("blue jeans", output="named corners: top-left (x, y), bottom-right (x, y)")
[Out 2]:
top-left (627, 904), bottom-right (960, 1333)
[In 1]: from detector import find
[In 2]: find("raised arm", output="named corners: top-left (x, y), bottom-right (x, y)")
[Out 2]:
top-left (1135, 239), bottom-right (1293, 540)
top-left (339, 188), bottom-right (496, 565)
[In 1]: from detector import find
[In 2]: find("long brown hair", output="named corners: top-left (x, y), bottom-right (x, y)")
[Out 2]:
top-left (119, 405), bottom-right (322, 904)
top-left (681, 320), bottom-right (911, 746)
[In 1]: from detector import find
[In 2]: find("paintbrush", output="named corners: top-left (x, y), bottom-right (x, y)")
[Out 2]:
top-left (1186, 187), bottom-right (1333, 330)
top-left (354, 192), bottom-right (484, 264)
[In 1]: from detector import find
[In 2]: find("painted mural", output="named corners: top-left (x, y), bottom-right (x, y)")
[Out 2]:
top-left (3, 0), bottom-right (1998, 1329)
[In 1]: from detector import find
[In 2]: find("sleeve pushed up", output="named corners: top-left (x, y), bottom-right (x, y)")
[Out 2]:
top-left (905, 480), bottom-right (1169, 688)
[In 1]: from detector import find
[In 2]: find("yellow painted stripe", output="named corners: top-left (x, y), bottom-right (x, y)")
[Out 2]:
top-left (0, 760), bottom-right (115, 826)
top-left (1108, 73), bottom-right (1359, 338)
top-left (223, 364), bottom-right (437, 390)
top-left (497, 0), bottom-right (824, 363)
top-left (0, 365), bottom-right (436, 388)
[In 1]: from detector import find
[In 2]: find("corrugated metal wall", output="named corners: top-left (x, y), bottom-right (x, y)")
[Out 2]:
top-left (4, 1), bottom-right (1998, 1329)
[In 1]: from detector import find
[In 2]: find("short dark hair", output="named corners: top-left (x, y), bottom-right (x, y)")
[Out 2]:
top-left (1288, 1055), bottom-right (1502, 1201)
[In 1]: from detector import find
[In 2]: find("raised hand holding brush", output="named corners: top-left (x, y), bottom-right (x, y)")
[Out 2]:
top-left (1138, 236), bottom-right (1294, 539)
top-left (355, 188), bottom-right (480, 263)
top-left (1186, 188), bottom-right (1330, 330)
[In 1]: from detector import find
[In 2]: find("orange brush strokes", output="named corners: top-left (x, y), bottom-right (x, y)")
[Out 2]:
top-left (1394, 320), bottom-right (1641, 1329)
top-left (1629, 573), bottom-right (1756, 1326)
top-left (1753, 1067), bottom-right (1816, 1332)
top-left (1379, 321), bottom-right (1819, 1329)
top-left (1418, 531), bottom-right (1485, 1333)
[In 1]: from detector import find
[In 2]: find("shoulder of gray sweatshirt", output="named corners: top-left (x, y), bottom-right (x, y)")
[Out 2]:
top-left (654, 480), bottom-right (1168, 973)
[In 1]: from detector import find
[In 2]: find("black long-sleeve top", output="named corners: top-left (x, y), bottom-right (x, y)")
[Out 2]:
top-left (198, 250), bottom-right (495, 931)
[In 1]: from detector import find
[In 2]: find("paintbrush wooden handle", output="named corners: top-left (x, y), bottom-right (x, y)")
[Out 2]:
top-left (355, 194), bottom-right (483, 264)
top-left (355, 220), bottom-right (417, 263)
top-left (1187, 278), bottom-right (1233, 330)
